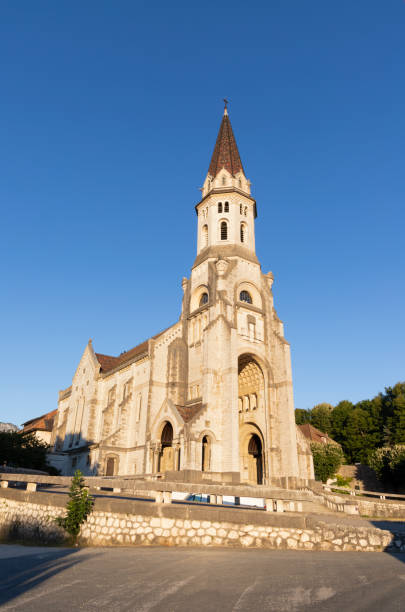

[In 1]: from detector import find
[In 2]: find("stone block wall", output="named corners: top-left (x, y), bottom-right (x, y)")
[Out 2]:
top-left (1, 489), bottom-right (405, 553)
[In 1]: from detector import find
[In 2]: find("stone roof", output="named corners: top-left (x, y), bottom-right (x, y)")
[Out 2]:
top-left (208, 111), bottom-right (244, 178)
top-left (298, 423), bottom-right (340, 446)
top-left (22, 409), bottom-right (58, 433)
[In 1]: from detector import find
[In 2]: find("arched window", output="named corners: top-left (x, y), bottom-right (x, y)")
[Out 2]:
top-left (240, 290), bottom-right (252, 304)
top-left (240, 204), bottom-right (243, 214)
top-left (244, 206), bottom-right (248, 216)
top-left (240, 223), bottom-right (246, 243)
top-left (222, 176), bottom-right (226, 185)
top-left (238, 178), bottom-right (242, 187)
top-left (218, 202), bottom-right (223, 213)
top-left (202, 435), bottom-right (211, 472)
top-left (202, 224), bottom-right (208, 248)
top-left (220, 221), bottom-right (228, 241)
top-left (224, 201), bottom-right (229, 212)
top-left (199, 292), bottom-right (208, 307)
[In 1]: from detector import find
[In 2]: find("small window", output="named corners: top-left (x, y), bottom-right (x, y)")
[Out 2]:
top-left (224, 201), bottom-right (229, 212)
top-left (240, 204), bottom-right (242, 214)
top-left (240, 223), bottom-right (245, 243)
top-left (199, 292), bottom-right (208, 306)
top-left (240, 290), bottom-right (252, 304)
top-left (222, 176), bottom-right (226, 185)
top-left (244, 206), bottom-right (248, 216)
top-left (220, 221), bottom-right (228, 241)
top-left (238, 179), bottom-right (242, 187)
top-left (218, 202), bottom-right (223, 213)
top-left (202, 224), bottom-right (208, 248)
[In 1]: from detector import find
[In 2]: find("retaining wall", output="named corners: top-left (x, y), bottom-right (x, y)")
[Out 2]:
top-left (1, 489), bottom-right (404, 553)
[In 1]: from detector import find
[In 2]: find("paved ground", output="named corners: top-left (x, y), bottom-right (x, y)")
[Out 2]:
top-left (0, 545), bottom-right (405, 611)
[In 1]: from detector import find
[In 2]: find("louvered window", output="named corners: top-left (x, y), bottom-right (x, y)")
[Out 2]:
top-left (224, 201), bottom-right (229, 212)
top-left (218, 202), bottom-right (223, 213)
top-left (240, 290), bottom-right (252, 304)
top-left (220, 221), bottom-right (228, 241)
top-left (199, 292), bottom-right (208, 306)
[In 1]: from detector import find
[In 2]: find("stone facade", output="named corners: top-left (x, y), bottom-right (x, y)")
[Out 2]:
top-left (49, 108), bottom-right (314, 485)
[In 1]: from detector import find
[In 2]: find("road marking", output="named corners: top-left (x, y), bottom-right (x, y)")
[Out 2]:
top-left (233, 578), bottom-right (260, 611)
top-left (137, 576), bottom-right (194, 612)
top-left (1, 579), bottom-right (83, 610)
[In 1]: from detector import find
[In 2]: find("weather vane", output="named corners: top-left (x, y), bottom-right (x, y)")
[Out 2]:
top-left (223, 98), bottom-right (229, 110)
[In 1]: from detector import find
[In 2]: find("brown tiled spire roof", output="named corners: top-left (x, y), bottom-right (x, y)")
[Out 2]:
top-left (208, 110), bottom-right (244, 178)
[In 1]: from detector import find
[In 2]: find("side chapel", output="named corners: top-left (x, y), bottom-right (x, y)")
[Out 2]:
top-left (50, 106), bottom-right (314, 485)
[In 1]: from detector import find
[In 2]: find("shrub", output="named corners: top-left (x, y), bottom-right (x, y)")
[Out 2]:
top-left (335, 474), bottom-right (352, 488)
top-left (310, 442), bottom-right (344, 483)
top-left (369, 445), bottom-right (405, 490)
top-left (56, 470), bottom-right (94, 543)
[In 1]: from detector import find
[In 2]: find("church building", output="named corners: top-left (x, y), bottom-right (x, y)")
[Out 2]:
top-left (50, 107), bottom-right (314, 485)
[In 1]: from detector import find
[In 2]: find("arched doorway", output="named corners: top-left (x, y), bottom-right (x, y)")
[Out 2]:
top-left (238, 354), bottom-right (266, 484)
top-left (201, 435), bottom-right (211, 472)
top-left (106, 456), bottom-right (116, 476)
top-left (248, 434), bottom-right (263, 484)
top-left (158, 422), bottom-right (174, 473)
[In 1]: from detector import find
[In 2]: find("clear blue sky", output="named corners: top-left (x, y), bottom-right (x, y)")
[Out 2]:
top-left (1, 1), bottom-right (404, 426)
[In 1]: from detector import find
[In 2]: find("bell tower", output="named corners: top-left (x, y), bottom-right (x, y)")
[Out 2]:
top-left (178, 102), bottom-right (306, 483)
top-left (196, 105), bottom-right (257, 258)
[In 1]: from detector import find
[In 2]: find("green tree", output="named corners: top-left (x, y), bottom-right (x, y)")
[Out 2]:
top-left (56, 470), bottom-right (94, 544)
top-left (295, 409), bottom-right (311, 425)
top-left (330, 400), bottom-right (353, 445)
top-left (369, 445), bottom-right (405, 491)
top-left (310, 442), bottom-right (344, 483)
top-left (0, 431), bottom-right (50, 471)
top-left (310, 403), bottom-right (333, 434)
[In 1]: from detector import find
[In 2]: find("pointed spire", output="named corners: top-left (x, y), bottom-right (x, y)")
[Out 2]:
top-left (207, 104), bottom-right (244, 178)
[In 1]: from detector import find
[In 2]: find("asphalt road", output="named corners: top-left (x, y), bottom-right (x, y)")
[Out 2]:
top-left (0, 545), bottom-right (405, 611)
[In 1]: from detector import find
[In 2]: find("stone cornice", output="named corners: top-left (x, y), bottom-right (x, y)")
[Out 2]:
top-left (195, 187), bottom-right (256, 216)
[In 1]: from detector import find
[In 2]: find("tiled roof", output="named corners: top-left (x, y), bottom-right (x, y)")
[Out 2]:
top-left (298, 423), bottom-right (339, 445)
top-left (208, 111), bottom-right (244, 178)
top-left (176, 403), bottom-right (203, 423)
top-left (95, 327), bottom-right (171, 374)
top-left (22, 409), bottom-right (58, 433)
top-left (96, 341), bottom-right (149, 374)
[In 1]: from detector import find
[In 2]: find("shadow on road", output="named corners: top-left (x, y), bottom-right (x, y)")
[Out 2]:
top-left (0, 547), bottom-right (93, 607)
top-left (371, 520), bottom-right (405, 561)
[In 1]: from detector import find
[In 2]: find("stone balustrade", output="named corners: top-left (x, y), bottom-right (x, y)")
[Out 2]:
top-left (0, 473), bottom-right (310, 513)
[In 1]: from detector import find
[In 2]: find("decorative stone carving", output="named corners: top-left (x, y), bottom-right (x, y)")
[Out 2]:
top-left (215, 258), bottom-right (229, 277)
top-left (265, 271), bottom-right (274, 290)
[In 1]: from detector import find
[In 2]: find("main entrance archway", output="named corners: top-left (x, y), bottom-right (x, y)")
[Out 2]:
top-left (158, 421), bottom-right (174, 473)
top-left (238, 354), bottom-right (265, 484)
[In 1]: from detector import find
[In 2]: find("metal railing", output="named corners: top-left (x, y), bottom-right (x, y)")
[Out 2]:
top-left (323, 484), bottom-right (405, 502)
